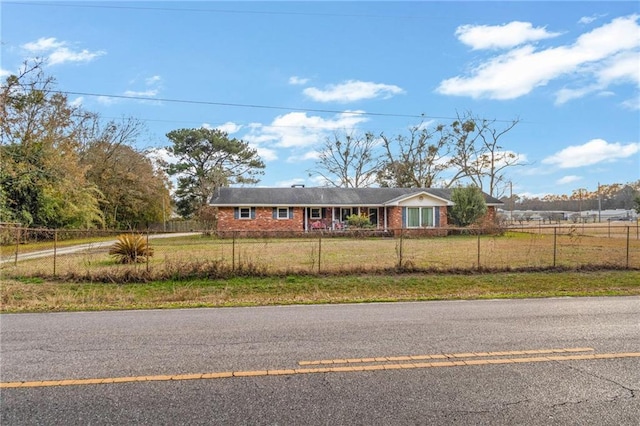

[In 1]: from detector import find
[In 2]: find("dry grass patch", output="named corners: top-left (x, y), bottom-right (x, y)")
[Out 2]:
top-left (2, 231), bottom-right (638, 281)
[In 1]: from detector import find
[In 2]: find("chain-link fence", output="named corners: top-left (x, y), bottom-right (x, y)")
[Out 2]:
top-left (1, 223), bottom-right (638, 281)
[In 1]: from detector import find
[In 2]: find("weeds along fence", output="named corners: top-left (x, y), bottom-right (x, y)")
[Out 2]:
top-left (1, 223), bottom-right (638, 282)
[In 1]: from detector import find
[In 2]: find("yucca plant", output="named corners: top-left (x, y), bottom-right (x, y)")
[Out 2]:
top-left (109, 234), bottom-right (154, 264)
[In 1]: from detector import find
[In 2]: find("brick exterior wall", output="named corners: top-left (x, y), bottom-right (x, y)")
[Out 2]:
top-left (217, 207), bottom-right (305, 233)
top-left (216, 205), bottom-right (496, 236)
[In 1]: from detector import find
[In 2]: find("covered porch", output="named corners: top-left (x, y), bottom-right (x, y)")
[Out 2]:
top-left (303, 206), bottom-right (388, 232)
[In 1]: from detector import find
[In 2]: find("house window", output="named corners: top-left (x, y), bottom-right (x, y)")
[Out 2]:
top-left (407, 207), bottom-right (434, 227)
top-left (421, 208), bottom-right (434, 227)
top-left (277, 207), bottom-right (290, 219)
top-left (239, 207), bottom-right (252, 219)
top-left (310, 208), bottom-right (322, 219)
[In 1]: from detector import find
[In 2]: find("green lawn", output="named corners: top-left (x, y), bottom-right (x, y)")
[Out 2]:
top-left (2, 270), bottom-right (639, 313)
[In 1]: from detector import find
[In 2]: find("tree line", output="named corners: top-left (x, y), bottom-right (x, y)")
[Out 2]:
top-left (1, 61), bottom-right (171, 229)
top-left (507, 182), bottom-right (640, 212)
top-left (0, 61), bottom-right (265, 229)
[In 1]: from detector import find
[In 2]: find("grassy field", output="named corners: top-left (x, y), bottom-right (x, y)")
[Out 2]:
top-left (2, 228), bottom-right (639, 280)
top-left (2, 225), bottom-right (638, 313)
top-left (2, 270), bottom-right (639, 313)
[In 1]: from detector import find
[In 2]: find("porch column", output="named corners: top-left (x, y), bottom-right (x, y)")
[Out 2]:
top-left (384, 207), bottom-right (388, 230)
top-left (331, 208), bottom-right (335, 230)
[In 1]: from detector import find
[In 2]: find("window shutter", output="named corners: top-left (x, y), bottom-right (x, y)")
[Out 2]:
top-left (401, 207), bottom-right (406, 228)
top-left (289, 207), bottom-right (294, 218)
top-left (251, 207), bottom-right (256, 219)
top-left (234, 207), bottom-right (239, 220)
top-left (435, 206), bottom-right (440, 227)
top-left (272, 208), bottom-right (277, 219)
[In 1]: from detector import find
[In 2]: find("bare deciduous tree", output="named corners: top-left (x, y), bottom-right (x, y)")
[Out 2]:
top-left (377, 122), bottom-right (451, 188)
top-left (309, 131), bottom-right (381, 187)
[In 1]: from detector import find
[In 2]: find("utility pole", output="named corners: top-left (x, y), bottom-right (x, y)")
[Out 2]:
top-left (598, 182), bottom-right (602, 223)
top-left (510, 181), bottom-right (514, 223)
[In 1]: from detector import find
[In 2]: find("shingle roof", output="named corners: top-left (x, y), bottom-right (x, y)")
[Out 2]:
top-left (209, 187), bottom-right (503, 206)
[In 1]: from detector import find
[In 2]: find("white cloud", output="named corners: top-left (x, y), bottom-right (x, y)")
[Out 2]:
top-left (22, 37), bottom-right (64, 52)
top-left (216, 121), bottom-right (242, 134)
top-left (146, 75), bottom-right (162, 85)
top-left (579, 14), bottom-right (607, 25)
top-left (597, 51), bottom-right (640, 86)
top-left (556, 50), bottom-right (640, 105)
top-left (542, 139), bottom-right (640, 168)
top-left (0, 68), bottom-right (12, 78)
top-left (438, 15), bottom-right (640, 100)
top-left (255, 146), bottom-right (278, 162)
top-left (145, 148), bottom-right (177, 166)
top-left (289, 76), bottom-right (309, 85)
top-left (621, 97), bottom-right (640, 110)
top-left (303, 80), bottom-right (405, 103)
top-left (22, 37), bottom-right (105, 65)
top-left (202, 122), bottom-right (242, 134)
top-left (69, 96), bottom-right (84, 107)
top-left (455, 21), bottom-right (561, 50)
top-left (96, 95), bottom-right (118, 105)
top-left (555, 86), bottom-right (596, 105)
top-left (123, 89), bottom-right (159, 97)
top-left (244, 111), bottom-right (369, 149)
top-left (286, 150), bottom-right (320, 163)
top-left (579, 16), bottom-right (597, 25)
top-left (556, 175), bottom-right (582, 185)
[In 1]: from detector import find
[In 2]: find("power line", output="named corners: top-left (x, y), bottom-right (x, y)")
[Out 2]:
top-left (55, 90), bottom-right (433, 119)
top-left (4, 1), bottom-right (452, 20)
top-left (60, 90), bottom-right (523, 125)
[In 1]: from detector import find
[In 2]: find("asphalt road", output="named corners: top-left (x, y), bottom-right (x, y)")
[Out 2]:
top-left (1, 297), bottom-right (639, 425)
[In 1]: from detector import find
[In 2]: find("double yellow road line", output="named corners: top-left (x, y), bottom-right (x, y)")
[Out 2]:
top-left (2, 347), bottom-right (639, 389)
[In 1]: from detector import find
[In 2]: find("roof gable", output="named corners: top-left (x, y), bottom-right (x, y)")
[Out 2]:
top-left (383, 191), bottom-right (453, 206)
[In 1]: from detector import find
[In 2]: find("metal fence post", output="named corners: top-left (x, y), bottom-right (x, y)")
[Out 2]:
top-left (397, 228), bottom-right (404, 269)
top-left (146, 230), bottom-right (150, 273)
top-left (318, 232), bottom-right (322, 274)
top-left (553, 227), bottom-right (557, 268)
top-left (14, 227), bottom-right (20, 266)
top-left (53, 229), bottom-right (57, 276)
top-left (626, 226), bottom-right (630, 269)
top-left (477, 232), bottom-right (481, 270)
top-left (232, 231), bottom-right (236, 272)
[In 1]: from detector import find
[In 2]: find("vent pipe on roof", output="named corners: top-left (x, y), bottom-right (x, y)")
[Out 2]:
top-left (291, 184), bottom-right (305, 188)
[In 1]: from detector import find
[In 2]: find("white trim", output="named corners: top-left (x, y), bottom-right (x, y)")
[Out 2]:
top-left (384, 191), bottom-right (453, 206)
top-left (309, 207), bottom-right (322, 219)
top-left (276, 206), bottom-right (290, 220)
top-left (239, 207), bottom-right (252, 220)
top-left (406, 206), bottom-right (435, 228)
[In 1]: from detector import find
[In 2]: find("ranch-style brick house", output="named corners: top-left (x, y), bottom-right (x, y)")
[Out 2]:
top-left (209, 186), bottom-right (502, 235)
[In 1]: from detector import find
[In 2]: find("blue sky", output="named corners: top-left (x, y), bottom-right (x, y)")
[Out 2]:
top-left (2, 1), bottom-right (639, 198)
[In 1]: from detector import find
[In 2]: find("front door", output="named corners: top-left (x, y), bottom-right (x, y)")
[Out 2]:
top-left (340, 208), bottom-right (352, 222)
top-left (369, 208), bottom-right (378, 227)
